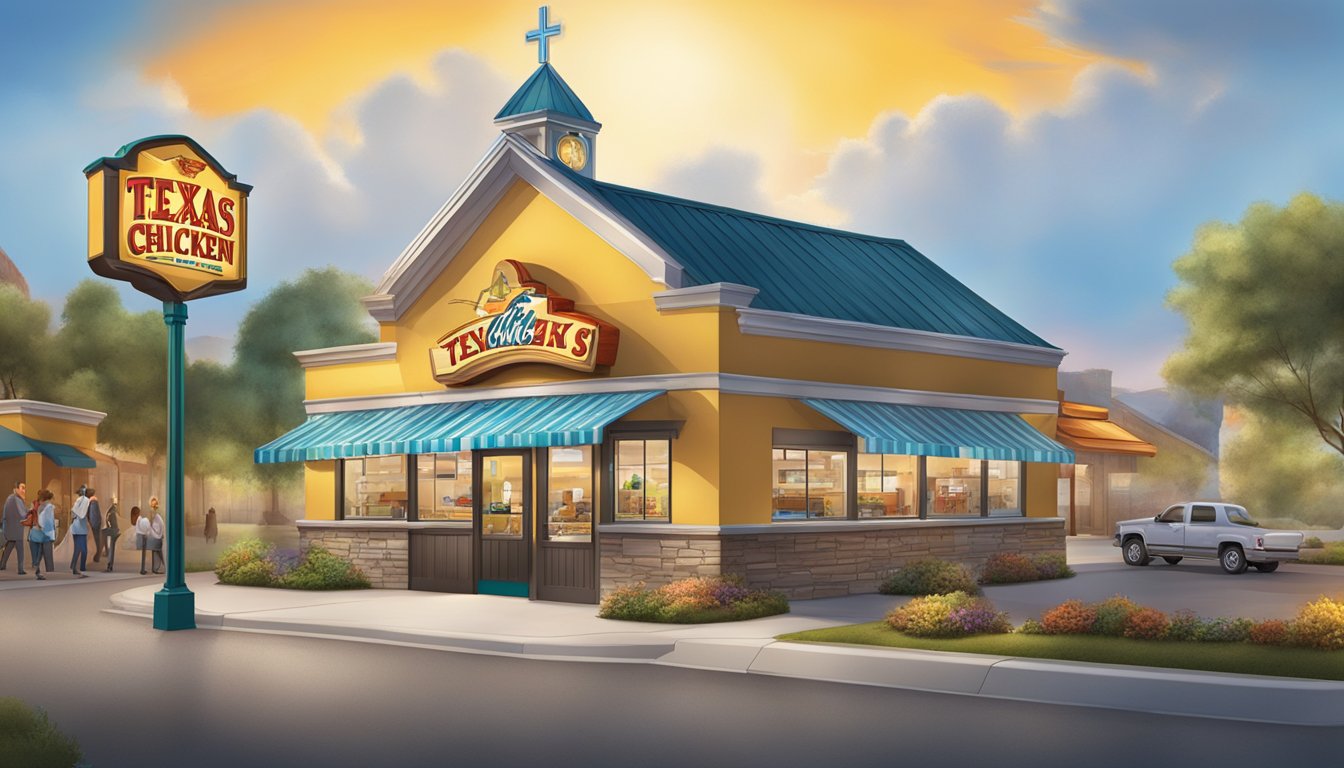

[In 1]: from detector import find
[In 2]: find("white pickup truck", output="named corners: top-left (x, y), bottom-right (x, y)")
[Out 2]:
top-left (1113, 502), bottom-right (1303, 574)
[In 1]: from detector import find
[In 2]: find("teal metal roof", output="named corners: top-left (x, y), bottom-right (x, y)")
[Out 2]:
top-left (555, 166), bottom-right (1055, 349)
top-left (495, 64), bottom-right (595, 122)
top-left (255, 390), bottom-right (663, 464)
top-left (802, 399), bottom-right (1074, 463)
top-left (0, 426), bottom-right (97, 468)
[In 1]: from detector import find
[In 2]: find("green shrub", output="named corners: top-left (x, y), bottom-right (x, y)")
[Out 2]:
top-left (598, 577), bottom-right (789, 623)
top-left (1195, 617), bottom-right (1254, 643)
top-left (1031, 553), bottom-right (1075, 580)
top-left (215, 538), bottom-right (274, 585)
top-left (1292, 596), bottom-right (1344, 650)
top-left (1303, 536), bottom-right (1325, 549)
top-left (1123, 607), bottom-right (1169, 640)
top-left (278, 545), bottom-right (371, 590)
top-left (1017, 618), bottom-right (1045, 635)
top-left (886, 591), bottom-right (1010, 638)
top-left (880, 559), bottom-right (980, 596)
top-left (1166, 610), bottom-right (1203, 641)
top-left (0, 698), bottom-right (82, 768)
top-left (1041, 599), bottom-right (1097, 635)
top-left (1093, 595), bottom-right (1140, 637)
top-left (1299, 543), bottom-right (1344, 565)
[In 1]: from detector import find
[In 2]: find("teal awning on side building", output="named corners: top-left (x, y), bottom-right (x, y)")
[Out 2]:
top-left (802, 399), bottom-right (1075, 464)
top-left (0, 426), bottom-right (98, 468)
top-left (254, 390), bottom-right (665, 464)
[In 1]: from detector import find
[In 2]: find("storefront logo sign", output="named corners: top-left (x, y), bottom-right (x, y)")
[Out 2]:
top-left (430, 260), bottom-right (618, 385)
top-left (85, 136), bottom-right (250, 302)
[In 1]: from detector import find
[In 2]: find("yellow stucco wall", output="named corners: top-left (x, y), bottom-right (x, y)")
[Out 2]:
top-left (0, 413), bottom-right (99, 449)
top-left (298, 177), bottom-right (1066, 526)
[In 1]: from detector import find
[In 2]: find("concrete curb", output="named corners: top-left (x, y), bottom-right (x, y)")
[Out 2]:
top-left (107, 588), bottom-right (1344, 726)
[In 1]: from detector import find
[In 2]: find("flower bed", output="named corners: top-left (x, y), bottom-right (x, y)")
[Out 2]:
top-left (886, 591), bottom-right (1011, 638)
top-left (598, 576), bottom-right (789, 623)
top-left (216, 538), bottom-right (370, 590)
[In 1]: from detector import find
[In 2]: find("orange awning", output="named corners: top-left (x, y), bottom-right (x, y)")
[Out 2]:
top-left (1055, 408), bottom-right (1157, 458)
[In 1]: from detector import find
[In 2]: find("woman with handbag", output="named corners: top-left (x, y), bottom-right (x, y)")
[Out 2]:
top-left (28, 489), bottom-right (56, 580)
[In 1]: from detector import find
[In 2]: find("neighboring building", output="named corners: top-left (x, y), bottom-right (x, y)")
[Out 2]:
top-left (1057, 370), bottom-right (1219, 536)
top-left (0, 244), bottom-right (30, 297)
top-left (256, 42), bottom-right (1077, 602)
top-left (0, 399), bottom-right (112, 543)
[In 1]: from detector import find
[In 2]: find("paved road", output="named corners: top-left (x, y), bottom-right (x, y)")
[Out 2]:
top-left (1, 579), bottom-right (1341, 767)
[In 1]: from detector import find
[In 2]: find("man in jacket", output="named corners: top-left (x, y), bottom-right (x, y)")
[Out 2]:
top-left (0, 481), bottom-right (26, 574)
top-left (87, 488), bottom-right (103, 564)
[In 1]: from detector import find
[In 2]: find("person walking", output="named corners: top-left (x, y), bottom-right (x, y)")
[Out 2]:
top-left (148, 498), bottom-right (165, 575)
top-left (29, 489), bottom-right (56, 580)
top-left (135, 505), bottom-right (151, 575)
top-left (69, 488), bottom-right (90, 578)
top-left (87, 488), bottom-right (103, 564)
top-left (204, 507), bottom-right (218, 544)
top-left (103, 497), bottom-right (121, 572)
top-left (0, 480), bottom-right (26, 574)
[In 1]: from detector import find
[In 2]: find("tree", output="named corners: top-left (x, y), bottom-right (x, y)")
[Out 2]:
top-left (1164, 193), bottom-right (1344, 457)
top-left (232, 268), bottom-right (376, 516)
top-left (1221, 409), bottom-right (1344, 528)
top-left (49, 282), bottom-right (168, 476)
top-left (0, 285), bottom-right (54, 399)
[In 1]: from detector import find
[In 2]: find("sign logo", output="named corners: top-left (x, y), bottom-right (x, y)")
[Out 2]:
top-left (430, 260), bottom-right (619, 385)
top-left (86, 135), bottom-right (249, 302)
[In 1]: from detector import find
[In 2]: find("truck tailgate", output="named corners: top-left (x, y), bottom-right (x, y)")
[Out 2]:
top-left (1262, 531), bottom-right (1304, 550)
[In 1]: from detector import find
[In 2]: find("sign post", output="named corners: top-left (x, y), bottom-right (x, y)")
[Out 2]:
top-left (85, 135), bottom-right (250, 631)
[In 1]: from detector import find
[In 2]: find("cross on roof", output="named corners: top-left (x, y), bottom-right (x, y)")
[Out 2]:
top-left (525, 5), bottom-right (562, 64)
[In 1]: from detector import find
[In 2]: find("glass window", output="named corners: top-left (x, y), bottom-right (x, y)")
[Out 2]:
top-left (1157, 505), bottom-right (1185, 523)
top-left (416, 452), bottom-right (473, 521)
top-left (343, 455), bottom-right (408, 519)
top-left (481, 455), bottom-right (524, 539)
top-left (547, 446), bottom-right (593, 541)
top-left (857, 454), bottom-right (917, 518)
top-left (1191, 505), bottom-right (1217, 524)
top-left (614, 439), bottom-right (670, 522)
top-left (925, 457), bottom-right (982, 517)
top-left (772, 448), bottom-right (848, 520)
top-left (986, 461), bottom-right (1022, 517)
top-left (1226, 506), bottom-right (1259, 527)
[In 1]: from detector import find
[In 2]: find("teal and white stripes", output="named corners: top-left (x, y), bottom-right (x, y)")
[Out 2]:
top-left (254, 390), bottom-right (664, 464)
top-left (802, 399), bottom-right (1075, 464)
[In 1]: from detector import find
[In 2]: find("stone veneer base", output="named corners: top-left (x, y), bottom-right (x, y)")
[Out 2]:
top-left (599, 518), bottom-right (1066, 600)
top-left (299, 524), bottom-right (409, 589)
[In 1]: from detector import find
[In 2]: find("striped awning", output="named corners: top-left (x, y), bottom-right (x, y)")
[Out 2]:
top-left (254, 390), bottom-right (664, 464)
top-left (802, 399), bottom-right (1075, 464)
top-left (0, 426), bottom-right (98, 468)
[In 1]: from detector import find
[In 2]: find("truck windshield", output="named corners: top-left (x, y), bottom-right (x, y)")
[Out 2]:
top-left (1225, 506), bottom-right (1260, 527)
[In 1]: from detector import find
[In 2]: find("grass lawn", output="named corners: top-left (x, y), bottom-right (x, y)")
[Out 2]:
top-left (779, 622), bottom-right (1344, 681)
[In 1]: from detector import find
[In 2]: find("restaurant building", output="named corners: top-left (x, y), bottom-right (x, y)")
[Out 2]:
top-left (256, 46), bottom-right (1076, 603)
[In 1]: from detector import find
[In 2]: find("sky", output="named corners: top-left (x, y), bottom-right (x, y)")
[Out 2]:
top-left (1, 0), bottom-right (1341, 390)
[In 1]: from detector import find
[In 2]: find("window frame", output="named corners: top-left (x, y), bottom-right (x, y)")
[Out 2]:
top-left (603, 422), bottom-right (681, 524)
top-left (537, 444), bottom-right (600, 542)
top-left (771, 429), bottom-right (857, 521)
top-left (336, 454), bottom-right (411, 520)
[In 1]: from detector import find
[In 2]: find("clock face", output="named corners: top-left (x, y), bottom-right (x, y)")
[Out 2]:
top-left (556, 135), bottom-right (587, 171)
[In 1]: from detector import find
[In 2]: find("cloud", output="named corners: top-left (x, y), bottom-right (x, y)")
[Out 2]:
top-left (812, 53), bottom-right (1344, 388)
top-left (650, 147), bottom-right (774, 215)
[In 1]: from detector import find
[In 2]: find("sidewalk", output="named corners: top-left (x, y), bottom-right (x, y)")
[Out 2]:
top-left (108, 572), bottom-right (1344, 727)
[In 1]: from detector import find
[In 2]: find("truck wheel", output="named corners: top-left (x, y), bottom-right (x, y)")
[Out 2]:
top-left (1220, 545), bottom-right (1248, 574)
top-left (1162, 556), bottom-right (1183, 565)
top-left (1123, 538), bottom-right (1150, 566)
top-left (1253, 561), bottom-right (1280, 573)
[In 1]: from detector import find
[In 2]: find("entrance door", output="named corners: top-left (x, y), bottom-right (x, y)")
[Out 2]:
top-left (474, 451), bottom-right (531, 597)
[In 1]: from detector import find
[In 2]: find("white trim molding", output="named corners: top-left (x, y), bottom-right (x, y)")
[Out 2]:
top-left (736, 307), bottom-right (1067, 367)
top-left (598, 517), bottom-right (1063, 536)
top-left (493, 109), bottom-right (602, 135)
top-left (370, 134), bottom-right (684, 323)
top-left (302, 372), bottom-right (1061, 416)
top-left (0, 399), bottom-right (106, 427)
top-left (293, 342), bottom-right (398, 369)
top-left (653, 283), bottom-right (759, 311)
